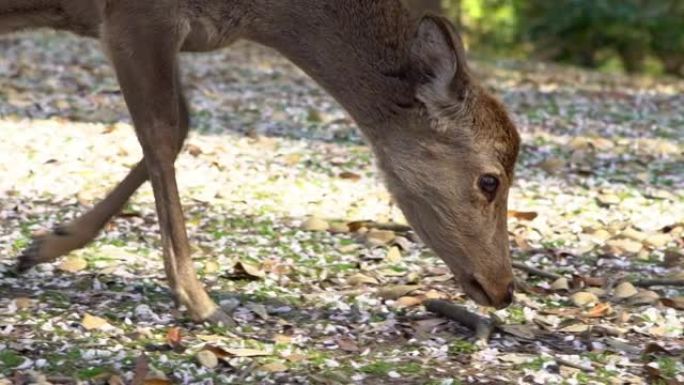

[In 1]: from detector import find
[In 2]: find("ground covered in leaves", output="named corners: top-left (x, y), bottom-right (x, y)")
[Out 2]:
top-left (0, 31), bottom-right (682, 385)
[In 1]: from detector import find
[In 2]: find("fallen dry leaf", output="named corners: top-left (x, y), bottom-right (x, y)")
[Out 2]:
top-left (507, 210), bottom-right (538, 221)
top-left (378, 285), bottom-right (420, 300)
top-left (259, 362), bottom-right (288, 373)
top-left (166, 327), bottom-right (183, 350)
top-left (385, 246), bottom-right (402, 263)
top-left (551, 277), bottom-right (570, 291)
top-left (570, 292), bottom-right (600, 307)
top-left (395, 296), bottom-right (423, 308)
top-left (365, 229), bottom-right (396, 246)
top-left (300, 217), bottom-right (330, 232)
top-left (338, 171), bottom-right (361, 181)
top-left (583, 302), bottom-right (612, 318)
top-left (539, 157), bottom-right (565, 174)
top-left (347, 273), bottom-right (379, 286)
top-left (82, 313), bottom-right (110, 331)
top-left (203, 345), bottom-right (271, 358)
top-left (58, 256), bottom-right (88, 273)
top-left (196, 350), bottom-right (218, 369)
top-left (231, 261), bottom-right (266, 279)
top-left (659, 297), bottom-right (684, 310)
top-left (337, 337), bottom-right (359, 352)
top-left (614, 282), bottom-right (638, 299)
top-left (14, 297), bottom-right (33, 310)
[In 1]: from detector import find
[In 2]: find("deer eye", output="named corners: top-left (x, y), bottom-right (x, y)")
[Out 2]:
top-left (478, 174), bottom-right (499, 201)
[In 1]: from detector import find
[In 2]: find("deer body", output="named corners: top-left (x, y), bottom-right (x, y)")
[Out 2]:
top-left (2, 0), bottom-right (520, 322)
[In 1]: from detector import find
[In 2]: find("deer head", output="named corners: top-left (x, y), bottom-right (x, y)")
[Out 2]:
top-left (373, 15), bottom-right (520, 309)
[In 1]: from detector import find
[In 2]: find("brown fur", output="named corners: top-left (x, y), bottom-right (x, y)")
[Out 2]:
top-left (2, 0), bottom-right (521, 321)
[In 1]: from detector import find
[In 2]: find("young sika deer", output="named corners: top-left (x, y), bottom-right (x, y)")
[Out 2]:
top-left (2, 0), bottom-right (521, 323)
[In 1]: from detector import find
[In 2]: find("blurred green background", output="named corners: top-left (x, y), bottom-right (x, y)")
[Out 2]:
top-left (403, 0), bottom-right (684, 77)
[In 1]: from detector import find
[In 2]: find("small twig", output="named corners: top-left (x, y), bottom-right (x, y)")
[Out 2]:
top-left (553, 356), bottom-right (596, 372)
top-left (634, 279), bottom-right (684, 288)
top-left (512, 262), bottom-right (561, 280)
top-left (424, 299), bottom-right (494, 341)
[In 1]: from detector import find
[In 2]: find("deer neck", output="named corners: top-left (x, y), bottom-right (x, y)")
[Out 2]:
top-left (245, 0), bottom-right (417, 139)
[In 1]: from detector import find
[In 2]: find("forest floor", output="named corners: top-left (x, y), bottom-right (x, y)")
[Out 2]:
top-left (0, 31), bottom-right (682, 385)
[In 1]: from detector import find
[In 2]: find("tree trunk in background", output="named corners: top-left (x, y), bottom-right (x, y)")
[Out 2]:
top-left (402, 0), bottom-right (444, 16)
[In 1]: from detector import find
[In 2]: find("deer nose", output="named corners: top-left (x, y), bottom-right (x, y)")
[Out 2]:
top-left (467, 276), bottom-right (515, 309)
top-left (503, 281), bottom-right (515, 306)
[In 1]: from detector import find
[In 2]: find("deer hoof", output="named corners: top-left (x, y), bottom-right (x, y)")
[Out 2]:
top-left (205, 308), bottom-right (237, 328)
top-left (15, 226), bottom-right (73, 273)
top-left (16, 241), bottom-right (45, 273)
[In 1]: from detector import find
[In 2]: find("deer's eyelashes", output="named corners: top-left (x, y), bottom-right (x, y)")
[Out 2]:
top-left (478, 174), bottom-right (499, 202)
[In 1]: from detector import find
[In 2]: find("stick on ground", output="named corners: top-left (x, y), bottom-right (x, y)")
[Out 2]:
top-left (424, 299), bottom-right (495, 341)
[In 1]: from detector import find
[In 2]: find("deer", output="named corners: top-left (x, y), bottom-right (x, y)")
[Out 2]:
top-left (1, 0), bottom-right (521, 324)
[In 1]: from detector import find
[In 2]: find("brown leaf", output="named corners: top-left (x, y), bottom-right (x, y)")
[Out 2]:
top-left (539, 157), bottom-right (565, 174)
top-left (378, 285), bottom-right (420, 300)
top-left (166, 327), bottom-right (183, 349)
top-left (643, 342), bottom-right (673, 356)
top-left (663, 249), bottom-right (683, 268)
top-left (660, 296), bottom-right (684, 310)
top-left (131, 355), bottom-right (150, 385)
top-left (347, 273), bottom-right (378, 286)
top-left (82, 313), bottom-right (110, 331)
top-left (570, 292), bottom-right (599, 307)
top-left (203, 345), bottom-right (270, 358)
top-left (229, 261), bottom-right (266, 280)
top-left (196, 350), bottom-right (219, 369)
top-left (365, 229), bottom-right (396, 246)
top-left (284, 353), bottom-right (306, 362)
top-left (559, 323), bottom-right (590, 333)
top-left (583, 303), bottom-right (612, 318)
top-left (300, 217), bottom-right (330, 232)
top-left (572, 275), bottom-right (605, 289)
top-left (628, 290), bottom-right (660, 306)
top-left (338, 171), bottom-right (361, 181)
top-left (204, 260), bottom-right (220, 274)
top-left (58, 256), bottom-right (88, 273)
top-left (14, 297), bottom-right (33, 310)
top-left (259, 362), bottom-right (288, 373)
top-left (551, 277), bottom-right (570, 291)
top-left (507, 210), bottom-right (538, 221)
top-left (186, 143), bottom-right (203, 157)
top-left (282, 153), bottom-right (302, 166)
top-left (395, 296), bottom-right (424, 308)
top-left (336, 337), bottom-right (359, 352)
top-left (347, 220), bottom-right (369, 233)
top-left (273, 334), bottom-right (293, 344)
top-left (385, 246), bottom-right (402, 263)
top-left (614, 282), bottom-right (638, 299)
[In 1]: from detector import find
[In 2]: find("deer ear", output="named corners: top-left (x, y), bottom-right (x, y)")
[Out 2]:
top-left (410, 15), bottom-right (469, 105)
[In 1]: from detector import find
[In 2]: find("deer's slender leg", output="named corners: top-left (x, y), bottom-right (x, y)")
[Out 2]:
top-left (16, 90), bottom-right (190, 272)
top-left (100, 6), bottom-right (227, 324)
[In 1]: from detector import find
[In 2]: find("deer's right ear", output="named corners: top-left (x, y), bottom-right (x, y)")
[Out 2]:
top-left (410, 15), bottom-right (470, 106)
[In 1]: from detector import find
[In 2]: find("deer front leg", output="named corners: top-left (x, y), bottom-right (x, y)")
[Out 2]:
top-left (100, 9), bottom-right (229, 324)
top-left (16, 94), bottom-right (190, 272)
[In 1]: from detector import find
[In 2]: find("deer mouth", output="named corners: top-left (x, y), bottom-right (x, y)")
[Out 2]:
top-left (462, 275), bottom-right (514, 309)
